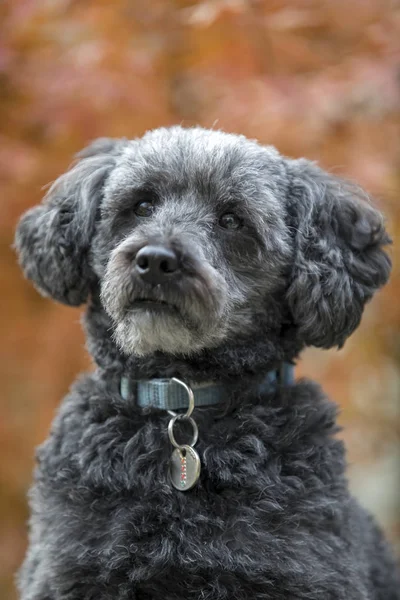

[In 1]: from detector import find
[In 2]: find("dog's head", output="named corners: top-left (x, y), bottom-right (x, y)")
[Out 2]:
top-left (15, 127), bottom-right (391, 357)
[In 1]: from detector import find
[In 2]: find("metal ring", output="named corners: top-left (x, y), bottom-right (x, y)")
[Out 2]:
top-left (167, 377), bottom-right (195, 419)
top-left (168, 415), bottom-right (199, 449)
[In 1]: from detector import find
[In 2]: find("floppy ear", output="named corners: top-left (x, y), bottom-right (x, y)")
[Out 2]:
top-left (15, 138), bottom-right (126, 306)
top-left (286, 159), bottom-right (391, 349)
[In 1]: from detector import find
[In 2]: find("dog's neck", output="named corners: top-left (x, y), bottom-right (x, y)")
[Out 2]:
top-left (84, 296), bottom-right (304, 388)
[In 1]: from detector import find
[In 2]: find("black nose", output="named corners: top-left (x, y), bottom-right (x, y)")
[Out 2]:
top-left (135, 245), bottom-right (180, 284)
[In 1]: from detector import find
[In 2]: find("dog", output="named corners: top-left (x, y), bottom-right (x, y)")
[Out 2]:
top-left (15, 126), bottom-right (399, 600)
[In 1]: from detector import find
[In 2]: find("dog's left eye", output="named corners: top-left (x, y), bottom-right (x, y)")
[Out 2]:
top-left (219, 212), bottom-right (242, 230)
top-left (134, 200), bottom-right (155, 218)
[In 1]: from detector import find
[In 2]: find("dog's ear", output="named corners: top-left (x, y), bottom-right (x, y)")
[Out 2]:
top-left (15, 138), bottom-right (126, 306)
top-left (285, 159), bottom-right (391, 349)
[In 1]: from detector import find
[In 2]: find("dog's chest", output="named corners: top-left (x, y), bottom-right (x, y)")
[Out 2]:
top-left (40, 432), bottom-right (316, 596)
top-left (34, 389), bottom-right (352, 598)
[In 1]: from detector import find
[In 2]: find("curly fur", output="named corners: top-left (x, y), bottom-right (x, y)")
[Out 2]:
top-left (15, 126), bottom-right (398, 600)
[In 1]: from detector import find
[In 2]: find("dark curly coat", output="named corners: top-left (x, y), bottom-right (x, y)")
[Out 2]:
top-left (15, 126), bottom-right (399, 600)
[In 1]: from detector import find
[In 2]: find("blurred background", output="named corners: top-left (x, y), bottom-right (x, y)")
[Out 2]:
top-left (0, 0), bottom-right (399, 598)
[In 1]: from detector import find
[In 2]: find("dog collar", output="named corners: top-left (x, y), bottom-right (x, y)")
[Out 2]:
top-left (120, 362), bottom-right (294, 411)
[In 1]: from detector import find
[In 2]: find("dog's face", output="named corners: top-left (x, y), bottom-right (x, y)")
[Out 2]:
top-left (93, 128), bottom-right (292, 355)
top-left (15, 127), bottom-right (391, 357)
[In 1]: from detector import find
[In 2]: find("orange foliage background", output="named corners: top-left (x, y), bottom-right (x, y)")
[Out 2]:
top-left (0, 1), bottom-right (399, 598)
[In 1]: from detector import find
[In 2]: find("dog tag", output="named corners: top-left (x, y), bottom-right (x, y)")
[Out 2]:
top-left (169, 445), bottom-right (201, 491)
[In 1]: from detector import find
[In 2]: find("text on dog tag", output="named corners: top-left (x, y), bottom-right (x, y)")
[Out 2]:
top-left (169, 445), bottom-right (201, 491)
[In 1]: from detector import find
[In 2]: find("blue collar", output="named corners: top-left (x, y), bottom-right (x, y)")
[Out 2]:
top-left (120, 362), bottom-right (294, 411)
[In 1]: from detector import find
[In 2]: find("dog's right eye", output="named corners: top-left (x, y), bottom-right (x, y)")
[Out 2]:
top-left (219, 212), bottom-right (242, 230)
top-left (134, 200), bottom-right (155, 218)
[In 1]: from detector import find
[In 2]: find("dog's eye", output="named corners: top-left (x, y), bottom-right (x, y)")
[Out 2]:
top-left (219, 212), bottom-right (242, 230)
top-left (134, 200), bottom-right (155, 218)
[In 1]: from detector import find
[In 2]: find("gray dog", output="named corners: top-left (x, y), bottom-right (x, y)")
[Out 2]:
top-left (15, 126), bottom-right (399, 599)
